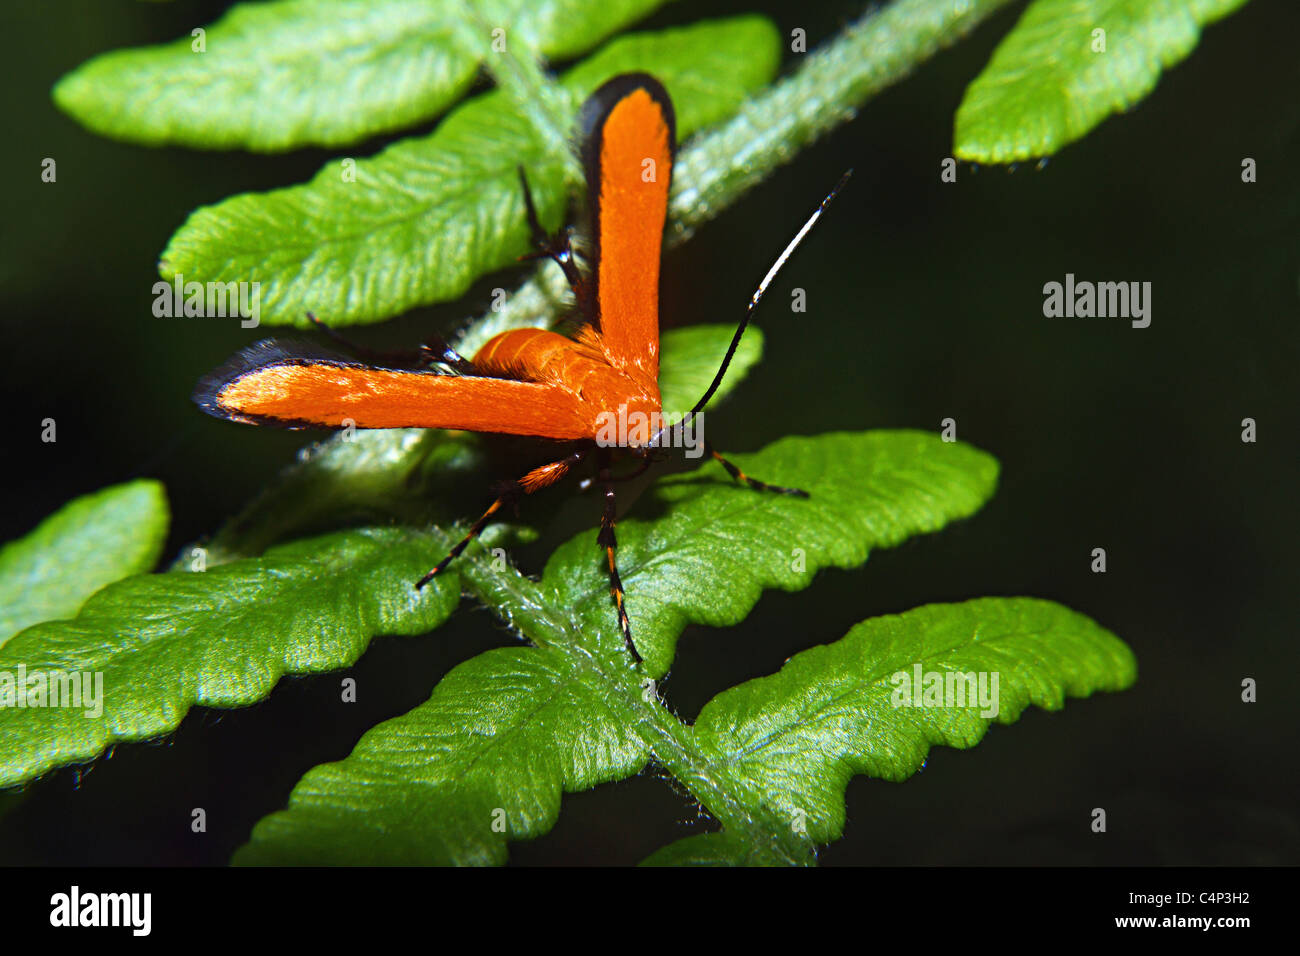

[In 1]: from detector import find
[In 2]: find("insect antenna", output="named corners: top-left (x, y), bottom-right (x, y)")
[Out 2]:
top-left (653, 169), bottom-right (852, 447)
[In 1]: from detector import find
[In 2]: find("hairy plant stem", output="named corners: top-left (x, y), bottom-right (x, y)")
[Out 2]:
top-left (453, 539), bottom-right (817, 864)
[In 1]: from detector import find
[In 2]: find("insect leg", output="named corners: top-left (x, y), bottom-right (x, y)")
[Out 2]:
top-left (416, 448), bottom-right (588, 587)
top-left (596, 450), bottom-right (642, 663)
top-left (517, 167), bottom-right (584, 297)
top-left (704, 440), bottom-right (809, 498)
top-left (306, 312), bottom-right (475, 374)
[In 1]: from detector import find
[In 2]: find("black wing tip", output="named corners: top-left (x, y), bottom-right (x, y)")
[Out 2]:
top-left (579, 72), bottom-right (678, 161)
top-left (576, 72), bottom-right (678, 338)
top-left (192, 338), bottom-right (355, 423)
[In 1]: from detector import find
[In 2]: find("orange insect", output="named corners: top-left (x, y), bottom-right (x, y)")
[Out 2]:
top-left (195, 73), bottom-right (848, 663)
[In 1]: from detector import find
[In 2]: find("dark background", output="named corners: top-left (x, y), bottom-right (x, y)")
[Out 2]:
top-left (1, 0), bottom-right (1296, 866)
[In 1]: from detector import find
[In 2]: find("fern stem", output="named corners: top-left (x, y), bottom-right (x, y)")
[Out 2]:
top-left (633, 694), bottom-right (819, 864)
top-left (669, 0), bottom-right (1017, 241)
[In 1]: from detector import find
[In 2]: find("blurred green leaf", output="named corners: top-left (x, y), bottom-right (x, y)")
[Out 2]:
top-left (53, 0), bottom-right (670, 151)
top-left (192, 429), bottom-right (484, 567)
top-left (954, 0), bottom-right (1250, 163)
top-left (0, 480), bottom-right (168, 648)
top-left (640, 829), bottom-right (806, 866)
top-left (0, 528), bottom-right (459, 788)
top-left (158, 16), bottom-right (781, 327)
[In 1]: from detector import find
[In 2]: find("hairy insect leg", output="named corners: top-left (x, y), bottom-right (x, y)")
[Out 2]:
top-left (595, 450), bottom-right (642, 664)
top-left (705, 440), bottom-right (809, 498)
top-left (516, 167), bottom-right (584, 297)
top-left (306, 311), bottom-right (475, 374)
top-left (416, 448), bottom-right (588, 588)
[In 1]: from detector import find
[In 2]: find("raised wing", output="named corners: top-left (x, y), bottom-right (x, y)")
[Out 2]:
top-left (579, 72), bottom-right (675, 383)
top-left (193, 339), bottom-right (593, 439)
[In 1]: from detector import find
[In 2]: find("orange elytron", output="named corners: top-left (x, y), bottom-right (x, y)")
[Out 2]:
top-left (195, 73), bottom-right (848, 663)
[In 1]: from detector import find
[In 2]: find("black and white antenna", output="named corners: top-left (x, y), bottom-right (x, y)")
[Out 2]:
top-left (650, 168), bottom-right (853, 448)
